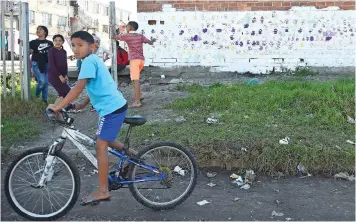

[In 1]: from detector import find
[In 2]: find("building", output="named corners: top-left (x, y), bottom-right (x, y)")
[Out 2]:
top-left (2, 0), bottom-right (137, 55)
top-left (137, 0), bottom-right (356, 73)
top-left (70, 0), bottom-right (136, 49)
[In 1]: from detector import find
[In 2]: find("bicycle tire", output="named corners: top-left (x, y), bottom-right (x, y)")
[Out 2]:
top-left (128, 142), bottom-right (197, 210)
top-left (4, 147), bottom-right (81, 221)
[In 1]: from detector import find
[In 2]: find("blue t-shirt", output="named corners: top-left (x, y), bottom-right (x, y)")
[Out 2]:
top-left (78, 54), bottom-right (126, 117)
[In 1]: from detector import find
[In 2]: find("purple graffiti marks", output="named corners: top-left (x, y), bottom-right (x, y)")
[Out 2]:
top-left (202, 28), bottom-right (208, 33)
top-left (190, 35), bottom-right (201, 41)
top-left (216, 29), bottom-right (222, 33)
top-left (326, 36), bottom-right (332, 41)
top-left (232, 27), bottom-right (236, 33)
top-left (179, 30), bottom-right (184, 35)
top-left (244, 24), bottom-right (249, 28)
top-left (230, 35), bottom-right (234, 40)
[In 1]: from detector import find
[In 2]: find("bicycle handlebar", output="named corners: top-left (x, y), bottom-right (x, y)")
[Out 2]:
top-left (46, 103), bottom-right (76, 124)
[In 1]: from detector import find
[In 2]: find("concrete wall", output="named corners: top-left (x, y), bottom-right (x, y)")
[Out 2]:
top-left (137, 1), bottom-right (356, 73)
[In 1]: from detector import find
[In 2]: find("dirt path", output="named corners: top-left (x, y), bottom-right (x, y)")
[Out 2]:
top-left (1, 165), bottom-right (354, 221)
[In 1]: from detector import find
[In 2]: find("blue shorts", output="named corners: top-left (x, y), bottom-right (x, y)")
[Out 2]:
top-left (96, 108), bottom-right (127, 142)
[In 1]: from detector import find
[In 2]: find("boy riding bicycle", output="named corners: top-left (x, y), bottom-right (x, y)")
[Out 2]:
top-left (47, 31), bottom-right (129, 206)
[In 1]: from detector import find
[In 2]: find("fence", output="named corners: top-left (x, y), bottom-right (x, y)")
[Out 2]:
top-left (0, 0), bottom-right (118, 101)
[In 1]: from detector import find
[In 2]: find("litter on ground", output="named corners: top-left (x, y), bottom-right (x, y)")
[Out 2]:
top-left (197, 200), bottom-right (210, 206)
top-left (346, 140), bottom-right (355, 145)
top-left (232, 176), bottom-right (244, 186)
top-left (245, 170), bottom-right (256, 184)
top-left (240, 184), bottom-right (251, 190)
top-left (346, 115), bottom-right (355, 124)
top-left (299, 173), bottom-right (312, 178)
top-left (271, 210), bottom-right (284, 217)
top-left (279, 137), bottom-right (291, 145)
top-left (207, 172), bottom-right (217, 178)
top-left (334, 172), bottom-right (355, 181)
top-left (207, 182), bottom-right (217, 187)
top-left (206, 117), bottom-right (218, 124)
top-left (233, 197), bottom-right (240, 201)
top-left (230, 173), bottom-right (239, 179)
top-left (297, 164), bottom-right (307, 174)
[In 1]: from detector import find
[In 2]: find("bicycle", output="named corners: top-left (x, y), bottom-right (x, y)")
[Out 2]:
top-left (4, 105), bottom-right (198, 221)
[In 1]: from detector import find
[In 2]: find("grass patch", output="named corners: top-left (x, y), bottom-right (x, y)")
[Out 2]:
top-left (125, 77), bottom-right (355, 175)
top-left (1, 81), bottom-right (55, 149)
top-left (292, 66), bottom-right (318, 77)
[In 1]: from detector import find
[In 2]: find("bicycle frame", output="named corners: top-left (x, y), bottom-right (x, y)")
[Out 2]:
top-left (37, 126), bottom-right (165, 187)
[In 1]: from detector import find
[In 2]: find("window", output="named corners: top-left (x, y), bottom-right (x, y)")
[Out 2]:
top-left (29, 10), bottom-right (35, 24)
top-left (102, 25), bottom-right (109, 33)
top-left (105, 6), bottom-right (109, 16)
top-left (85, 1), bottom-right (89, 10)
top-left (41, 13), bottom-right (52, 26)
top-left (57, 16), bottom-right (67, 27)
top-left (57, 0), bottom-right (66, 5)
top-left (94, 19), bottom-right (99, 30)
top-left (96, 4), bottom-right (100, 13)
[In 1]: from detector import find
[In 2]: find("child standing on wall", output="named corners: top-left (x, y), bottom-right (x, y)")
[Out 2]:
top-left (115, 21), bottom-right (156, 108)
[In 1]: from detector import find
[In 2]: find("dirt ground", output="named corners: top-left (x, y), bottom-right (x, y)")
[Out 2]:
top-left (1, 72), bottom-right (355, 221)
top-left (1, 164), bottom-right (355, 221)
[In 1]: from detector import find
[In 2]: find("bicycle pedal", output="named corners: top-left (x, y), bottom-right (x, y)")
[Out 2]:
top-left (108, 182), bottom-right (123, 191)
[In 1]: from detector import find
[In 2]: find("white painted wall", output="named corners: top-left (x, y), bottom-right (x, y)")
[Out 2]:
top-left (138, 6), bottom-right (356, 73)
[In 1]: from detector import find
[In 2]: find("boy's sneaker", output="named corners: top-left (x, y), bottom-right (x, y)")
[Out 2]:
top-left (90, 106), bottom-right (96, 112)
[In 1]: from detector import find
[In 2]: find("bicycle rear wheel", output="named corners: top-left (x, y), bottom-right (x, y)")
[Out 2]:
top-left (4, 147), bottom-right (81, 221)
top-left (128, 142), bottom-right (197, 210)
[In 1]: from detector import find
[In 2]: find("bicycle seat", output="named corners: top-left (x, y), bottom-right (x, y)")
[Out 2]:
top-left (124, 116), bottom-right (147, 126)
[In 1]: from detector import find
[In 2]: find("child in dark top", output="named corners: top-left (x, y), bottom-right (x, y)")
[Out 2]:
top-left (30, 25), bottom-right (53, 104)
top-left (48, 34), bottom-right (70, 101)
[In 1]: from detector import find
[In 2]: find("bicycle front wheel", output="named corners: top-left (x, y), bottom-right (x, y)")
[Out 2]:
top-left (128, 142), bottom-right (197, 210)
top-left (4, 147), bottom-right (81, 221)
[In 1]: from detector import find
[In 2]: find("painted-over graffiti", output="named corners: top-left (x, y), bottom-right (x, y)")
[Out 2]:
top-left (138, 6), bottom-right (356, 73)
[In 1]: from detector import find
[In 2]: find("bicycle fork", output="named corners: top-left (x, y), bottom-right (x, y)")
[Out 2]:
top-left (33, 155), bottom-right (57, 188)
top-left (34, 138), bottom-right (65, 188)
